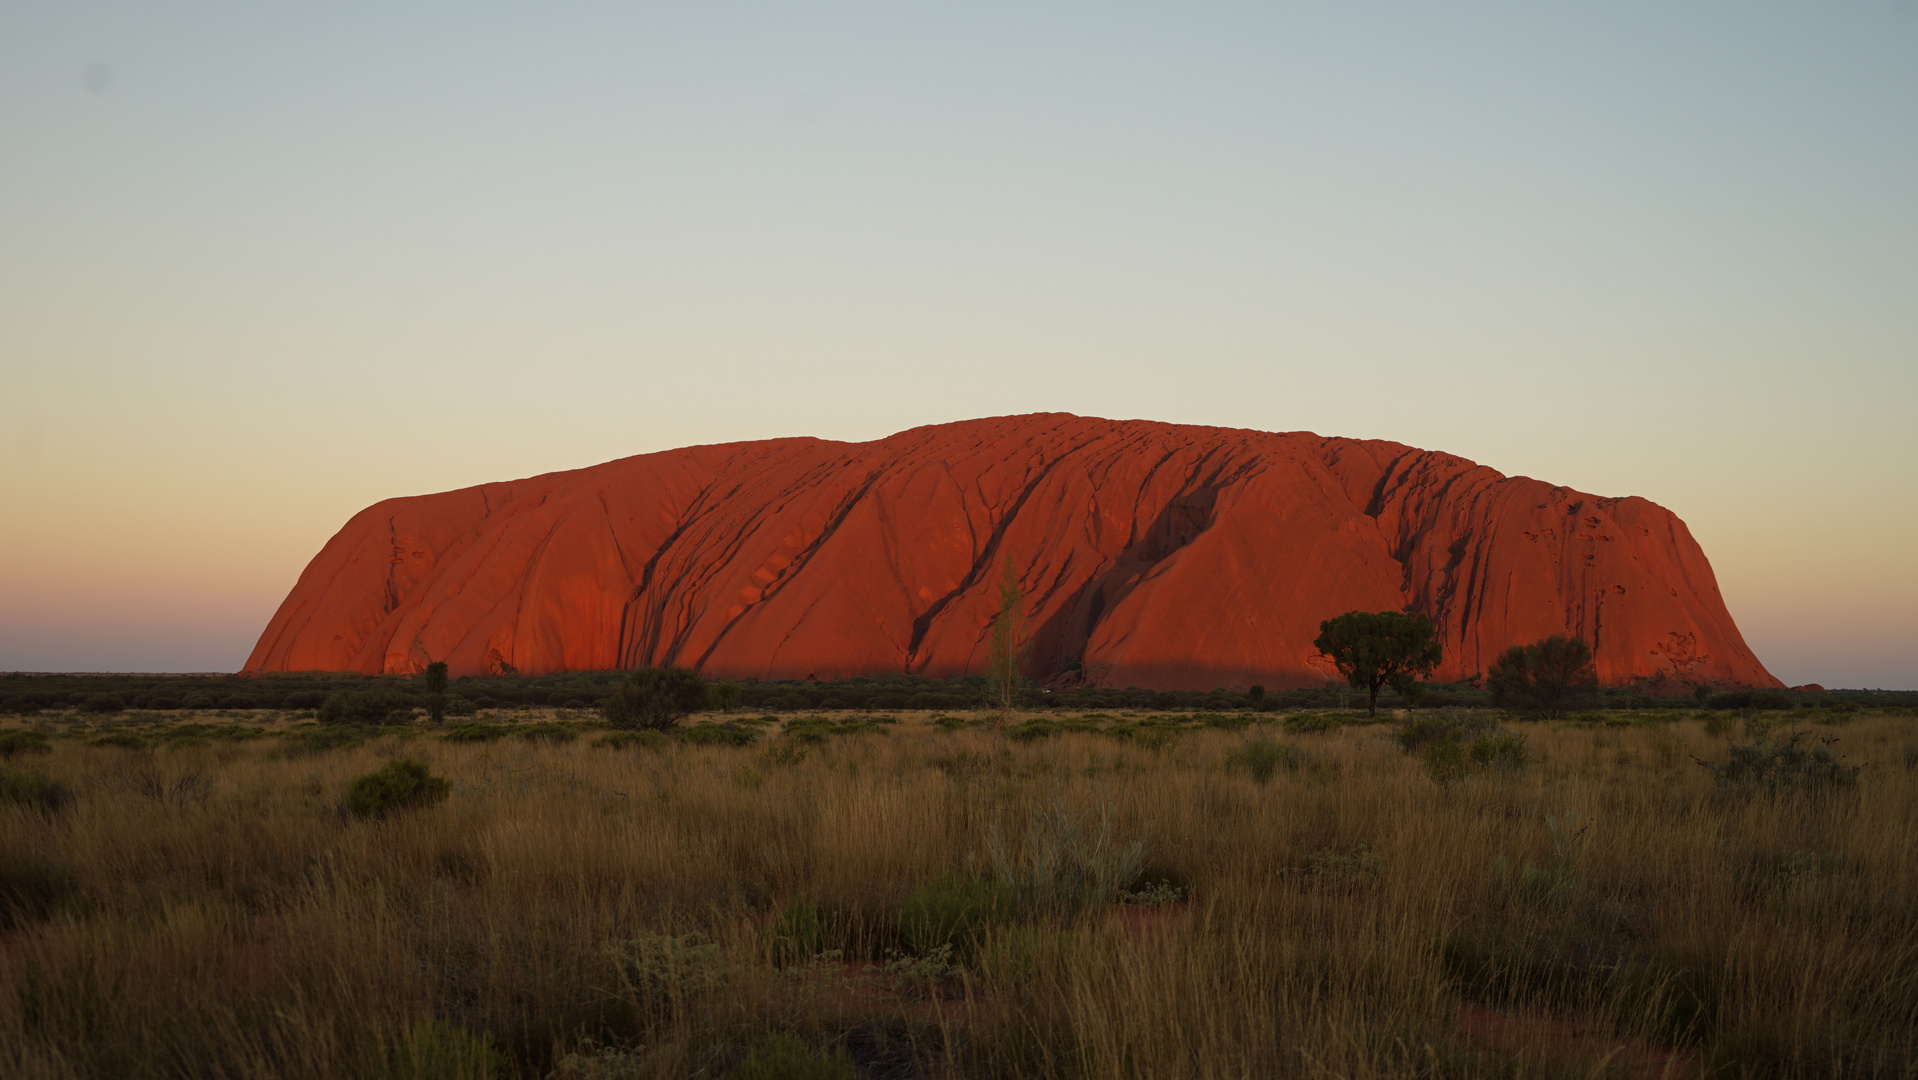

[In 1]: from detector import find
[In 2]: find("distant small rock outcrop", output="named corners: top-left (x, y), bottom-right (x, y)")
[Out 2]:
top-left (244, 414), bottom-right (1781, 690)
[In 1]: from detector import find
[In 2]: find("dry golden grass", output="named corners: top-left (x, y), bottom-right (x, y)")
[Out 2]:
top-left (1, 708), bottom-right (1914, 1079)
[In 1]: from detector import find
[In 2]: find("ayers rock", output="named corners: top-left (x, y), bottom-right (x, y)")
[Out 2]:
top-left (245, 414), bottom-right (1780, 690)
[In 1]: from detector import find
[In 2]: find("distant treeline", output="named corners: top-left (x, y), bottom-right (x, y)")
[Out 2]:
top-left (1, 670), bottom-right (1910, 716)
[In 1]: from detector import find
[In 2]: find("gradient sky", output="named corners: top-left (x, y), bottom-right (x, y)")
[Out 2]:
top-left (3, 3), bottom-right (1914, 687)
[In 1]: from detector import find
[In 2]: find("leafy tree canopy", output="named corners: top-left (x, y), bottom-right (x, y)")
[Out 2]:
top-left (1313, 610), bottom-right (1443, 716)
top-left (1486, 634), bottom-right (1599, 719)
top-left (601, 666), bottom-right (710, 732)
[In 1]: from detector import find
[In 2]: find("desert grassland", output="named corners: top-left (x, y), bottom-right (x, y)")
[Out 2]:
top-left (1, 709), bottom-right (1915, 1080)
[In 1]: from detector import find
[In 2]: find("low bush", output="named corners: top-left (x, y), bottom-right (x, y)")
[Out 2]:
top-left (596, 730), bottom-right (672, 752)
top-left (79, 693), bottom-right (126, 714)
top-left (1282, 712), bottom-right (1342, 734)
top-left (89, 730), bottom-right (149, 750)
top-left (320, 689), bottom-right (409, 726)
top-left (442, 723), bottom-right (511, 743)
top-left (1468, 730), bottom-right (1529, 771)
top-left (1700, 732), bottom-right (1860, 794)
top-left (517, 721), bottom-right (580, 744)
top-left (1395, 709), bottom-right (1496, 753)
top-left (1007, 719), bottom-right (1061, 742)
top-left (1706, 689), bottom-right (1797, 712)
top-left (0, 729), bottom-right (51, 759)
top-left (602, 667), bottom-right (709, 732)
top-left (344, 758), bottom-right (451, 818)
top-left (1399, 711), bottom-right (1526, 784)
top-left (680, 722), bottom-right (760, 747)
top-left (280, 726), bottom-right (367, 754)
top-left (1198, 712), bottom-right (1255, 731)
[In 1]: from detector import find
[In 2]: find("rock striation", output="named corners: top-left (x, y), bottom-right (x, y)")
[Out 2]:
top-left (244, 414), bottom-right (1780, 690)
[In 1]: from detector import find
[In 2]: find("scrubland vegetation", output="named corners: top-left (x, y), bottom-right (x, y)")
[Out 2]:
top-left (2, 702), bottom-right (1914, 1079)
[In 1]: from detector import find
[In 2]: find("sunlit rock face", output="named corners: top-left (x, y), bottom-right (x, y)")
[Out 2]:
top-left (244, 414), bottom-right (1779, 690)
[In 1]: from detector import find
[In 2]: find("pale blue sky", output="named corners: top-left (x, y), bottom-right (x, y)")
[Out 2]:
top-left (3, 3), bottom-right (1915, 685)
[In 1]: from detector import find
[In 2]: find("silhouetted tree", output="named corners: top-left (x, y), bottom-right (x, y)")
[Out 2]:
top-left (1486, 634), bottom-right (1599, 719)
top-left (423, 661), bottom-right (449, 724)
top-left (985, 555), bottom-right (1025, 735)
top-left (1313, 610), bottom-right (1443, 716)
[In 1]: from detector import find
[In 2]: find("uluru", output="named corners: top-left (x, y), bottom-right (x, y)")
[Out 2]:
top-left (244, 414), bottom-right (1780, 691)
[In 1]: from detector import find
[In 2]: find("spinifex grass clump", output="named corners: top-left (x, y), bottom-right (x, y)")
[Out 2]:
top-left (1225, 733), bottom-right (1300, 784)
top-left (343, 757), bottom-right (451, 818)
top-left (0, 767), bottom-right (73, 816)
top-left (898, 874), bottom-right (1018, 957)
top-left (985, 799), bottom-right (1145, 917)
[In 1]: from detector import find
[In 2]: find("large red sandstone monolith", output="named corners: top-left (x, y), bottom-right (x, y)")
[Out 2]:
top-left (244, 414), bottom-right (1780, 690)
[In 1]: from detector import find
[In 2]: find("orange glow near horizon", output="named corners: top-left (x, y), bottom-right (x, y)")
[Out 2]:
top-left (3, 6), bottom-right (1913, 686)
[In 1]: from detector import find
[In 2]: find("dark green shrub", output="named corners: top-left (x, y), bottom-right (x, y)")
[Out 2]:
top-left (1225, 734), bottom-right (1298, 784)
top-left (595, 730), bottom-right (671, 752)
top-left (730, 1034), bottom-right (856, 1080)
top-left (78, 693), bottom-right (125, 714)
top-left (516, 722), bottom-right (579, 744)
top-left (0, 767), bottom-right (75, 815)
top-left (1395, 710), bottom-right (1495, 752)
top-left (320, 689), bottom-right (408, 726)
top-left (1007, 719), bottom-right (1061, 742)
top-left (1706, 689), bottom-right (1796, 711)
top-left (445, 695), bottom-right (480, 717)
top-left (89, 730), bottom-right (148, 749)
top-left (1702, 732), bottom-right (1859, 794)
top-left (1399, 712), bottom-right (1524, 783)
top-left (711, 680), bottom-right (743, 712)
top-left (281, 726), bottom-right (366, 754)
top-left (898, 874), bottom-right (1017, 957)
top-left (1487, 635), bottom-right (1598, 718)
top-left (344, 758), bottom-right (451, 818)
top-left (1199, 712), bottom-right (1254, 731)
top-left (679, 722), bottom-right (759, 747)
top-left (442, 723), bottom-right (510, 743)
top-left (1283, 712), bottom-right (1342, 734)
top-left (602, 667), bottom-right (709, 732)
top-left (0, 729), bottom-right (51, 759)
top-left (1469, 731), bottom-right (1529, 771)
